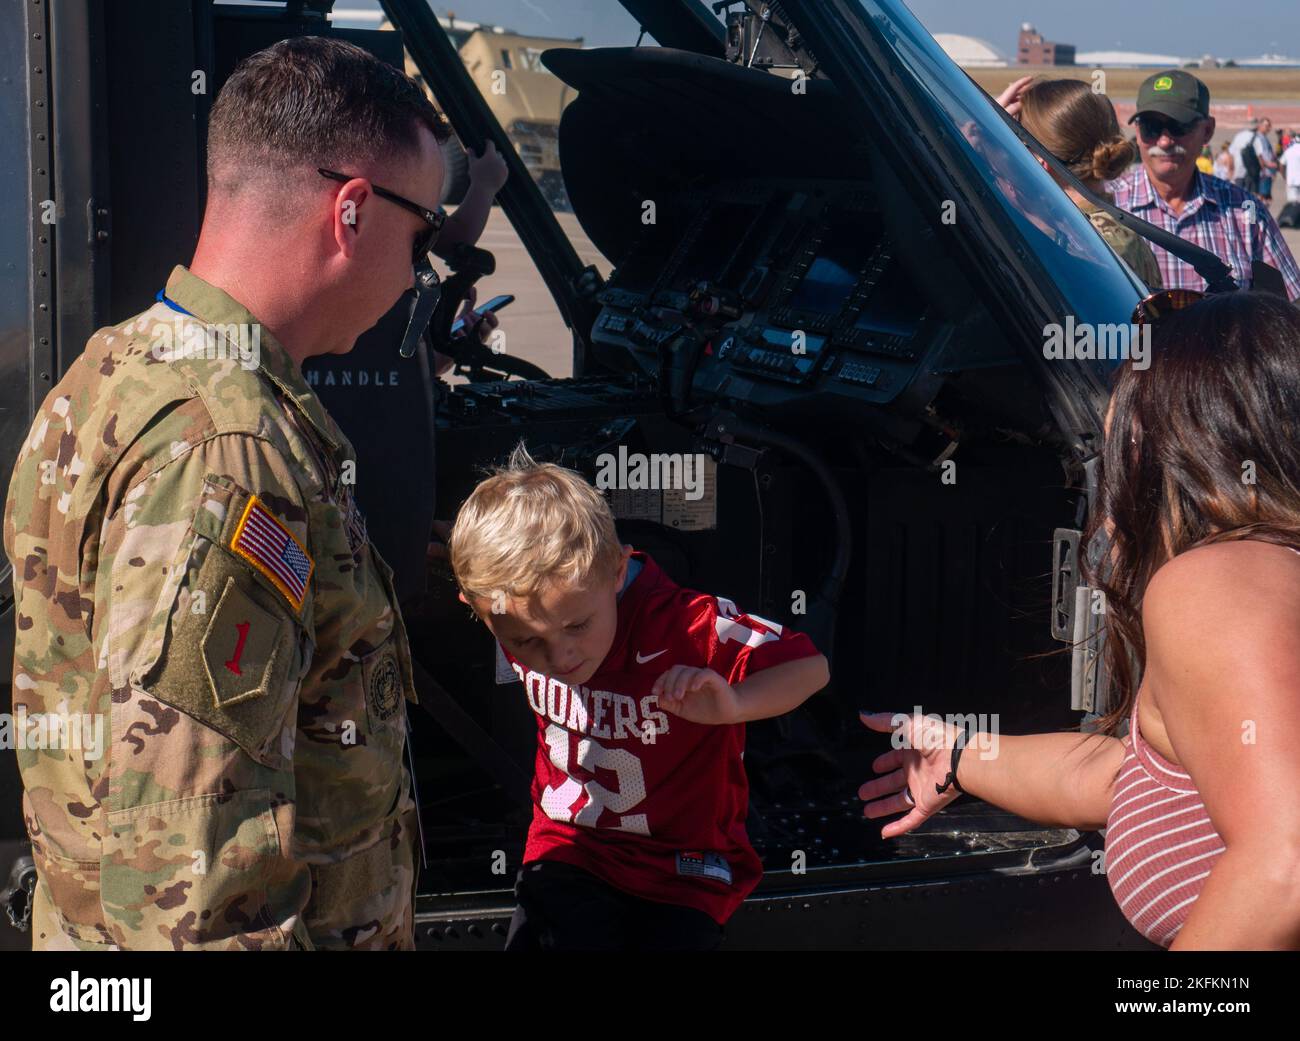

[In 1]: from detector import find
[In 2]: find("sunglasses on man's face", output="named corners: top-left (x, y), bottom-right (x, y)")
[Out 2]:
top-left (1135, 115), bottom-right (1202, 141)
top-left (317, 168), bottom-right (445, 266)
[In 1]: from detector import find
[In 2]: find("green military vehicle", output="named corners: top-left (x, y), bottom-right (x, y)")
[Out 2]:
top-left (374, 10), bottom-right (581, 209)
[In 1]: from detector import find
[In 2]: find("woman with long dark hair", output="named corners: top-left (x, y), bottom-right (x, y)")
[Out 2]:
top-left (860, 291), bottom-right (1300, 949)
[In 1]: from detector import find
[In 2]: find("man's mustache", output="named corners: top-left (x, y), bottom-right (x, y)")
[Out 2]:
top-left (1148, 144), bottom-right (1188, 157)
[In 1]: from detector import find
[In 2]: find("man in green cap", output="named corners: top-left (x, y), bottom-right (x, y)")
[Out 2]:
top-left (1109, 68), bottom-right (1300, 299)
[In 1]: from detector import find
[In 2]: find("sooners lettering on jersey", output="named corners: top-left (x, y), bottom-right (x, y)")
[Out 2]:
top-left (503, 551), bottom-right (820, 924)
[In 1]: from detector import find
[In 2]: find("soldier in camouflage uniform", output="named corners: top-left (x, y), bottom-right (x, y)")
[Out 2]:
top-left (1, 36), bottom-right (474, 949)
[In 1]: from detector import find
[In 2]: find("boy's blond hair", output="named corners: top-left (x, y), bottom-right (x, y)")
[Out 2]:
top-left (449, 443), bottom-right (623, 605)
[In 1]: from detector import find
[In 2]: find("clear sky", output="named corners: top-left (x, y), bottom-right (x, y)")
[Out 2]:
top-left (330, 1), bottom-right (1300, 59)
top-left (329, 0), bottom-right (644, 44)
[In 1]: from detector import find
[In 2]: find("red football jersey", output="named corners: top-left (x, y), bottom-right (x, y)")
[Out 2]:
top-left (502, 551), bottom-right (821, 924)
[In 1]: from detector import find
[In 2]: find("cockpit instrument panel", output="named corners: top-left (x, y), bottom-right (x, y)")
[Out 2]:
top-left (593, 182), bottom-right (946, 418)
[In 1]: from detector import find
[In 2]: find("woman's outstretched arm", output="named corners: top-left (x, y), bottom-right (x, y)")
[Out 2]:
top-left (860, 715), bottom-right (1124, 837)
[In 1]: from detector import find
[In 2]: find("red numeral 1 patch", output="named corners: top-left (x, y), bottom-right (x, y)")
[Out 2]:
top-left (225, 621), bottom-right (251, 676)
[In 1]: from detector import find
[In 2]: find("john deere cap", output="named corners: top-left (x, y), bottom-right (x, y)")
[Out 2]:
top-left (1129, 69), bottom-right (1211, 125)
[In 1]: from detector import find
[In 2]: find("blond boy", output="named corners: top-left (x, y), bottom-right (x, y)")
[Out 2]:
top-left (449, 446), bottom-right (828, 950)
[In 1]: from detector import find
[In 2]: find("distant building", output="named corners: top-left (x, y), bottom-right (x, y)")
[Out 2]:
top-left (1017, 22), bottom-right (1075, 66)
top-left (934, 33), bottom-right (1008, 68)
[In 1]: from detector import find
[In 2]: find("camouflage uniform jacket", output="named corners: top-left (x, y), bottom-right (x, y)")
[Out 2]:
top-left (3, 265), bottom-right (420, 950)
top-left (1077, 198), bottom-right (1165, 291)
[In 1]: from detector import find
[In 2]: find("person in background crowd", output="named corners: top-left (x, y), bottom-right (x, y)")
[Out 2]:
top-left (1107, 70), bottom-right (1300, 300)
top-left (1282, 131), bottom-right (1300, 205)
top-left (1213, 141), bottom-right (1234, 182)
top-left (1196, 145), bottom-right (1214, 176)
top-left (1229, 119), bottom-right (1260, 192)
top-left (996, 75), bottom-right (1162, 288)
top-left (1257, 117), bottom-right (1279, 203)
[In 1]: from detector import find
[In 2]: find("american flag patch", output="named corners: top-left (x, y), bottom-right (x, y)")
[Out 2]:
top-left (230, 495), bottom-right (314, 612)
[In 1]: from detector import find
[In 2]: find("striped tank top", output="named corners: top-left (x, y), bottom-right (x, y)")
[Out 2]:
top-left (1104, 692), bottom-right (1225, 947)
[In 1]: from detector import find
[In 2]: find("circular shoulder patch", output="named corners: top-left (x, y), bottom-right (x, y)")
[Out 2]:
top-left (368, 652), bottom-right (401, 723)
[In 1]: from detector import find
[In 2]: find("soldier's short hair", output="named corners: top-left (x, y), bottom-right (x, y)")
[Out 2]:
top-left (206, 35), bottom-right (449, 193)
top-left (449, 443), bottom-right (624, 607)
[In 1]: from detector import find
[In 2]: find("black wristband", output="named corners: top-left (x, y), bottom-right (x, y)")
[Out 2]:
top-left (935, 728), bottom-right (969, 796)
top-left (950, 739), bottom-right (968, 795)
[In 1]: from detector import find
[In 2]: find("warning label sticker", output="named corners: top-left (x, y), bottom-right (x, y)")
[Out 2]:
top-left (604, 453), bottom-right (717, 531)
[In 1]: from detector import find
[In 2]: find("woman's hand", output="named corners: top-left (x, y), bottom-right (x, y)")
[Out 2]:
top-left (994, 74), bottom-right (1035, 118)
top-left (858, 710), bottom-right (965, 838)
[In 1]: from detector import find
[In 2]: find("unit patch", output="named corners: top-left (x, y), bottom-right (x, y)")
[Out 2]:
top-left (368, 649), bottom-right (401, 724)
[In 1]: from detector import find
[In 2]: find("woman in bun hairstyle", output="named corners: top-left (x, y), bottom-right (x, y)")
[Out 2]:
top-left (998, 76), bottom-right (1163, 289)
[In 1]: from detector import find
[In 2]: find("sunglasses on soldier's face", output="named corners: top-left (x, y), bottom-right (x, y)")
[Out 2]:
top-left (1135, 115), bottom-right (1202, 141)
top-left (317, 168), bottom-right (445, 266)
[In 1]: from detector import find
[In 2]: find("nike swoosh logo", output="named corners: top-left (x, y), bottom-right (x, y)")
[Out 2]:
top-left (635, 649), bottom-right (667, 664)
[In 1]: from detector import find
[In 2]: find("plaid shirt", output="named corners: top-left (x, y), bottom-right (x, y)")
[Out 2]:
top-left (1107, 165), bottom-right (1300, 301)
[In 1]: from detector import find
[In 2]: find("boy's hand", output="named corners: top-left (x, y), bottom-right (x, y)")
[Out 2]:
top-left (652, 666), bottom-right (742, 725)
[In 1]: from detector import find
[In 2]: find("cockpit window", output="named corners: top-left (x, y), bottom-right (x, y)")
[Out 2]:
top-left (336, 6), bottom-right (637, 378)
top-left (841, 1), bottom-right (1139, 313)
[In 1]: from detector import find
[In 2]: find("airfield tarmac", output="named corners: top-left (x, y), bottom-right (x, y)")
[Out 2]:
top-left (463, 209), bottom-right (603, 379)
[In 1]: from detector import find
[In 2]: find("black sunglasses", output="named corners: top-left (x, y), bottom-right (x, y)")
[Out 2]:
top-left (1135, 114), bottom-right (1202, 141)
top-left (317, 168), bottom-right (445, 265)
